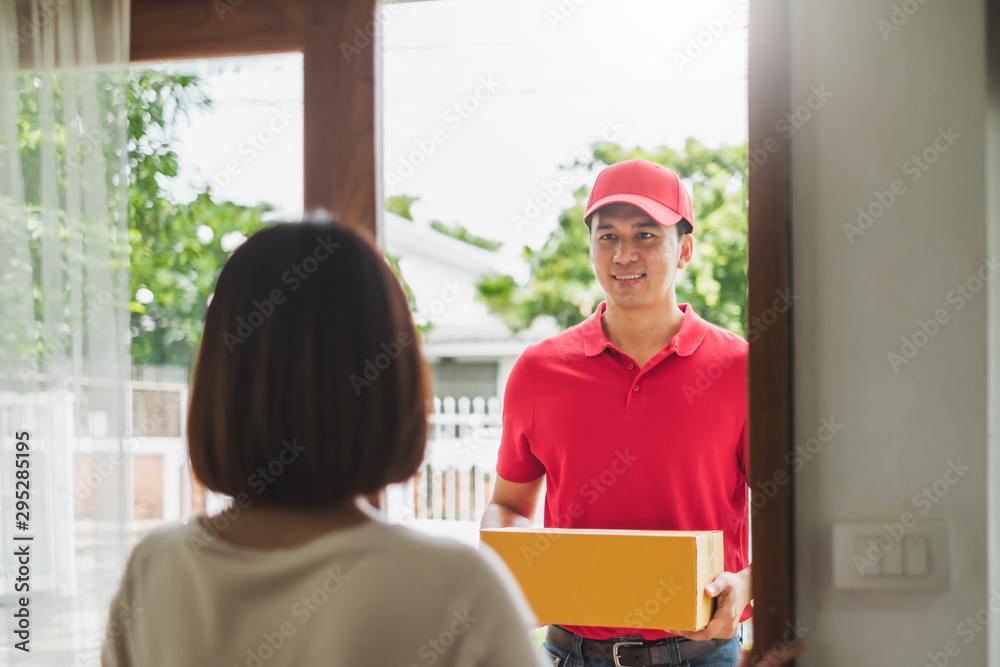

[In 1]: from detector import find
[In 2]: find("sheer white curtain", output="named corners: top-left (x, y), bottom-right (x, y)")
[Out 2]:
top-left (0, 0), bottom-right (130, 661)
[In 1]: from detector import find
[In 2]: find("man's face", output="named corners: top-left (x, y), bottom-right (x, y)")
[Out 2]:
top-left (589, 203), bottom-right (693, 311)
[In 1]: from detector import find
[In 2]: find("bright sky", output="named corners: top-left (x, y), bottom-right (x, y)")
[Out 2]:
top-left (162, 0), bottom-right (748, 271)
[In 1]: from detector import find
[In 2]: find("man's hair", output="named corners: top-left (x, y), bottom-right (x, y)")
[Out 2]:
top-left (675, 218), bottom-right (693, 238)
top-left (187, 221), bottom-right (428, 508)
top-left (585, 213), bottom-right (693, 239)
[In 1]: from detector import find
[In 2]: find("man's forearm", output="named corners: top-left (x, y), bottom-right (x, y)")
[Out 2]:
top-left (480, 502), bottom-right (534, 529)
top-left (480, 476), bottom-right (544, 528)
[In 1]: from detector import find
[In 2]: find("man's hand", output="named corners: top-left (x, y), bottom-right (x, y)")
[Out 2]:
top-left (676, 566), bottom-right (751, 642)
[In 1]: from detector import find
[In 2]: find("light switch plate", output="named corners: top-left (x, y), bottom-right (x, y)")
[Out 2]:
top-left (832, 521), bottom-right (949, 590)
top-left (904, 536), bottom-right (929, 576)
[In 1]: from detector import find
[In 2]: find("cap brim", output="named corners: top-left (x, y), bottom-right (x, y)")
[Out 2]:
top-left (584, 194), bottom-right (684, 227)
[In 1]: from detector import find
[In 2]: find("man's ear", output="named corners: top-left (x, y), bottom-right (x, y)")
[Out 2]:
top-left (677, 234), bottom-right (694, 268)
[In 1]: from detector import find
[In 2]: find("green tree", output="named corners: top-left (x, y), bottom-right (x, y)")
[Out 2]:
top-left (5, 69), bottom-right (263, 370)
top-left (477, 139), bottom-right (748, 335)
top-left (385, 194), bottom-right (420, 221)
top-left (126, 70), bottom-right (269, 368)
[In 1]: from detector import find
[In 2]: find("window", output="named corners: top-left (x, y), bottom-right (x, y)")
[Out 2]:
top-left (0, 0), bottom-right (794, 661)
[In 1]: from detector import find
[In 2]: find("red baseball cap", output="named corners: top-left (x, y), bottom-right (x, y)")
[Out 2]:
top-left (584, 159), bottom-right (694, 229)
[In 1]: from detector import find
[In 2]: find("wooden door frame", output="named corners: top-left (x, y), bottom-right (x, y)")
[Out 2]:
top-left (130, 0), bottom-right (380, 236)
top-left (747, 0), bottom-right (794, 659)
top-left (129, 0), bottom-right (795, 661)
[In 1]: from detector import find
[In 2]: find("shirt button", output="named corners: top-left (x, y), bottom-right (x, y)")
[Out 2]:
top-left (628, 363), bottom-right (635, 370)
top-left (632, 384), bottom-right (639, 392)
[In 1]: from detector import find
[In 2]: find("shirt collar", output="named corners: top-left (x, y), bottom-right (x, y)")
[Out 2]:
top-left (580, 302), bottom-right (708, 358)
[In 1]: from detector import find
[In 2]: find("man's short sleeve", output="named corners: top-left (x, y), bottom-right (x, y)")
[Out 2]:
top-left (496, 354), bottom-right (545, 482)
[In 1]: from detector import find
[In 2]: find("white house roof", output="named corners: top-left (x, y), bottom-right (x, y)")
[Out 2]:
top-left (382, 211), bottom-right (554, 358)
top-left (383, 211), bottom-right (512, 276)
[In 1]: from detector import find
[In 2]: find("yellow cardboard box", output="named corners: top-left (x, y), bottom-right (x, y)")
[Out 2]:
top-left (480, 527), bottom-right (724, 631)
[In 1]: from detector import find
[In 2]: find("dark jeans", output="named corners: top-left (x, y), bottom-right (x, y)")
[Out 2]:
top-left (541, 634), bottom-right (742, 667)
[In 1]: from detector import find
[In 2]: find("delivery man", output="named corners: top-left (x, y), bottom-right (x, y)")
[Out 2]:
top-left (481, 159), bottom-right (751, 667)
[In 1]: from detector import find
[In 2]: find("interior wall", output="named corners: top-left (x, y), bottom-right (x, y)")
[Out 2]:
top-left (790, 0), bottom-right (991, 664)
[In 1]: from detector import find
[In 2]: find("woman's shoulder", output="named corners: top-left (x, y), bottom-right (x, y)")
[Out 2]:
top-left (121, 514), bottom-right (502, 586)
top-left (368, 523), bottom-right (536, 623)
top-left (361, 523), bottom-right (519, 597)
top-left (126, 517), bottom-right (204, 557)
top-left (367, 522), bottom-right (489, 567)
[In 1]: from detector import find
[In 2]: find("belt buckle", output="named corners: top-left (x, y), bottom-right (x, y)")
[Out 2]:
top-left (612, 640), bottom-right (643, 667)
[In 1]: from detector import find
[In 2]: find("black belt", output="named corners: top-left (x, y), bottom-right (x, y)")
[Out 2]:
top-left (546, 625), bottom-right (729, 667)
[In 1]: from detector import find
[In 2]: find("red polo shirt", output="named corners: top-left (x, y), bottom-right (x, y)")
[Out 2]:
top-left (496, 302), bottom-right (750, 640)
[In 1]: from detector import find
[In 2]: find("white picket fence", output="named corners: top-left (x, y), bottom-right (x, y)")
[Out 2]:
top-left (385, 395), bottom-right (502, 524)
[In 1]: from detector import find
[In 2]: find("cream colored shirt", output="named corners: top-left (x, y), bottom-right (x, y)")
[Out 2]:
top-left (102, 516), bottom-right (543, 667)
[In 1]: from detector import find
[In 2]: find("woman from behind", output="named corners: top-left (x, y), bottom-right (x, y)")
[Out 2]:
top-left (102, 220), bottom-right (543, 667)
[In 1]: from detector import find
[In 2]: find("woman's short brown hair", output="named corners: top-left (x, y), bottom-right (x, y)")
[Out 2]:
top-left (187, 221), bottom-right (428, 508)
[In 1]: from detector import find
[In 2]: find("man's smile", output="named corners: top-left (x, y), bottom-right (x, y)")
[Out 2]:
top-left (613, 272), bottom-right (646, 282)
